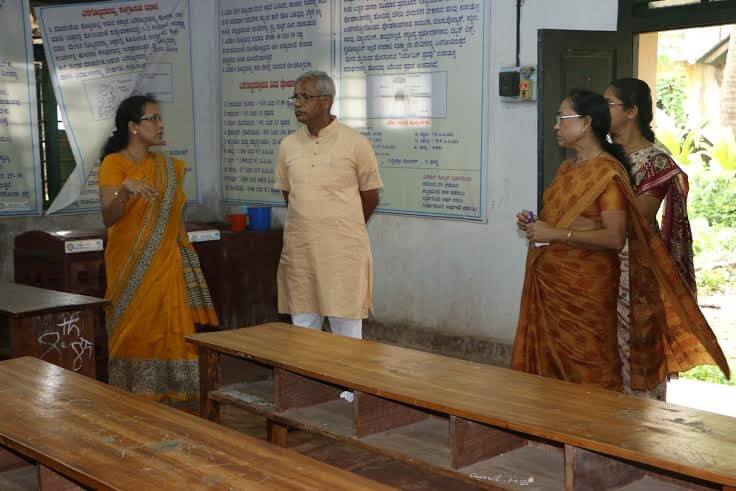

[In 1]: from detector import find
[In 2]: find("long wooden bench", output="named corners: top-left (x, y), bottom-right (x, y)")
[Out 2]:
top-left (188, 323), bottom-right (736, 491)
top-left (0, 357), bottom-right (392, 490)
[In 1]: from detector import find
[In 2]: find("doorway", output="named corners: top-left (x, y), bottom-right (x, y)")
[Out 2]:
top-left (638, 26), bottom-right (736, 416)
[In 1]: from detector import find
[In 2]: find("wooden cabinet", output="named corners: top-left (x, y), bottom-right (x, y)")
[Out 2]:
top-left (14, 230), bottom-right (109, 379)
top-left (14, 229), bottom-right (107, 298)
top-left (216, 229), bottom-right (283, 329)
top-left (13, 226), bottom-right (285, 380)
top-left (0, 283), bottom-right (108, 379)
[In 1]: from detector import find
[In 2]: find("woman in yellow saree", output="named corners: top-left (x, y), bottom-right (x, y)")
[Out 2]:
top-left (513, 90), bottom-right (728, 392)
top-left (98, 95), bottom-right (217, 407)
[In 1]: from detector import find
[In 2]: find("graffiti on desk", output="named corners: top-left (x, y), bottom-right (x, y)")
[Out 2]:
top-left (38, 311), bottom-right (94, 372)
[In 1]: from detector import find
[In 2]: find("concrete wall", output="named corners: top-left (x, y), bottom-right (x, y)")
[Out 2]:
top-left (367, 0), bottom-right (620, 350)
top-left (1, 0), bottom-right (620, 362)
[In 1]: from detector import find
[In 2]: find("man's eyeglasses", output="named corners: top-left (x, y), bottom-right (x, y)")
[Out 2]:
top-left (555, 113), bottom-right (583, 125)
top-left (605, 99), bottom-right (624, 107)
top-left (287, 93), bottom-right (330, 105)
top-left (140, 114), bottom-right (164, 123)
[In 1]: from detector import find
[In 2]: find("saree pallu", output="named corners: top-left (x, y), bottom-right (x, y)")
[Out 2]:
top-left (104, 152), bottom-right (218, 406)
top-left (633, 145), bottom-right (696, 293)
top-left (511, 156), bottom-right (729, 391)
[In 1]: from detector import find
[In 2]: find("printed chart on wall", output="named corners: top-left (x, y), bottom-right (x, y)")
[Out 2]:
top-left (342, 0), bottom-right (488, 220)
top-left (36, 0), bottom-right (199, 214)
top-left (221, 0), bottom-right (488, 221)
top-left (220, 0), bottom-right (333, 205)
top-left (0, 0), bottom-right (42, 216)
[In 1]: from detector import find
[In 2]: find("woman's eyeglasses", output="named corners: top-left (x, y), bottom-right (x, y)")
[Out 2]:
top-left (555, 114), bottom-right (583, 125)
top-left (140, 114), bottom-right (164, 123)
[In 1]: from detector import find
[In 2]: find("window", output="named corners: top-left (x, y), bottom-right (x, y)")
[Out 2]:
top-left (34, 45), bottom-right (75, 209)
top-left (30, 0), bottom-right (100, 209)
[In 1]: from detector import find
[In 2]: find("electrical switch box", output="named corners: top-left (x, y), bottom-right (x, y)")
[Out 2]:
top-left (499, 66), bottom-right (537, 102)
top-left (499, 70), bottom-right (520, 97)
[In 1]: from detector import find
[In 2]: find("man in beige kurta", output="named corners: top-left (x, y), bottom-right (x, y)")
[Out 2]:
top-left (274, 71), bottom-right (382, 340)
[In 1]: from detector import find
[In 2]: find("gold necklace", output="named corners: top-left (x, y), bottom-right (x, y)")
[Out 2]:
top-left (124, 148), bottom-right (146, 163)
top-left (573, 151), bottom-right (602, 166)
top-left (627, 141), bottom-right (651, 154)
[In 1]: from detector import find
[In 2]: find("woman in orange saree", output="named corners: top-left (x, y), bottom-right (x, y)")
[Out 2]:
top-left (98, 96), bottom-right (217, 407)
top-left (512, 90), bottom-right (728, 392)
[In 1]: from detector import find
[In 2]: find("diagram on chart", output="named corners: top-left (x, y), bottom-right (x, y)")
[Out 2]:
top-left (366, 72), bottom-right (447, 119)
top-left (83, 63), bottom-right (174, 120)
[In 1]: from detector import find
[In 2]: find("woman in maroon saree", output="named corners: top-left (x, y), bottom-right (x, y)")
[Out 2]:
top-left (605, 78), bottom-right (697, 399)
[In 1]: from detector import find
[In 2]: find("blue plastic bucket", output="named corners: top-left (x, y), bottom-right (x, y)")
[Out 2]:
top-left (247, 206), bottom-right (271, 231)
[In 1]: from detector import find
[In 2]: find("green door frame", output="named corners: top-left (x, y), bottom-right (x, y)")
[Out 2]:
top-left (619, 0), bottom-right (736, 33)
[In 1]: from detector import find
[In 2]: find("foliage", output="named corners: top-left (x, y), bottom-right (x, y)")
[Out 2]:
top-left (689, 171), bottom-right (736, 228)
top-left (700, 126), bottom-right (736, 172)
top-left (697, 266), bottom-right (736, 296)
top-left (656, 119), bottom-right (704, 166)
top-left (686, 175), bottom-right (736, 386)
top-left (656, 41), bottom-right (736, 389)
top-left (681, 364), bottom-right (735, 386)
top-left (691, 217), bottom-right (736, 258)
top-left (656, 73), bottom-right (688, 129)
top-left (668, 122), bottom-right (736, 387)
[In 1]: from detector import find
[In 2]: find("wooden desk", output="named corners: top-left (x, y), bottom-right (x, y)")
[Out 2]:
top-left (189, 323), bottom-right (736, 491)
top-left (0, 282), bottom-right (108, 378)
top-left (0, 357), bottom-right (392, 490)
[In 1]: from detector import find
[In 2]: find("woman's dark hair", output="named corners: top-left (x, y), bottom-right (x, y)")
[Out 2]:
top-left (610, 78), bottom-right (655, 142)
top-left (100, 95), bottom-right (158, 160)
top-left (567, 89), bottom-right (632, 180)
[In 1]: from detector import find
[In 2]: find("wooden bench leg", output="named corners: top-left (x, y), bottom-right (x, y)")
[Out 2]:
top-left (37, 465), bottom-right (83, 490)
top-left (564, 444), bottom-right (574, 491)
top-left (355, 391), bottom-right (428, 439)
top-left (267, 420), bottom-right (288, 447)
top-left (198, 347), bottom-right (220, 423)
top-left (565, 444), bottom-right (647, 491)
top-left (0, 447), bottom-right (30, 472)
top-left (275, 368), bottom-right (341, 410)
top-left (450, 415), bottom-right (527, 469)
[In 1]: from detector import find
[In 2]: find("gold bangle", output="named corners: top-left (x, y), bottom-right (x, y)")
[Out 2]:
top-left (565, 228), bottom-right (575, 244)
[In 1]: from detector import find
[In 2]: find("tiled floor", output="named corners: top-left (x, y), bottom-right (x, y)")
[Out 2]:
top-left (220, 405), bottom-right (487, 490)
